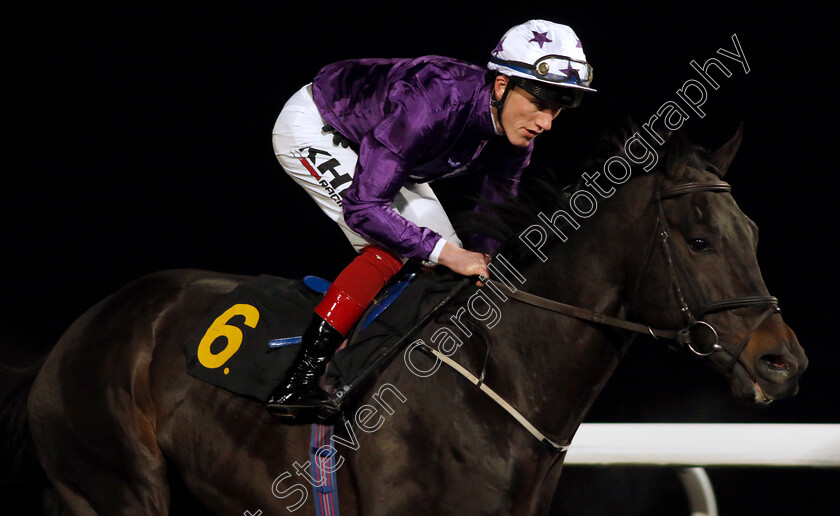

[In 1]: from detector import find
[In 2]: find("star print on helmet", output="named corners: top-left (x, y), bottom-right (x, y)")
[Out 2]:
top-left (529, 31), bottom-right (552, 48)
top-left (492, 37), bottom-right (506, 57)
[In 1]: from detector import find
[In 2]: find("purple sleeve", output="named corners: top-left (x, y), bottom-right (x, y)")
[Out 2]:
top-left (341, 82), bottom-right (447, 261)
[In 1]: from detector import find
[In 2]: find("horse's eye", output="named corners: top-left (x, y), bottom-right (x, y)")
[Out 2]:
top-left (688, 238), bottom-right (711, 252)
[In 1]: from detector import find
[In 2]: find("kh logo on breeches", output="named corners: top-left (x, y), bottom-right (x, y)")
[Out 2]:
top-left (293, 147), bottom-right (353, 207)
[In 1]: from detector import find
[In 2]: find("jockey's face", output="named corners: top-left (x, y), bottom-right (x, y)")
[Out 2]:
top-left (493, 76), bottom-right (563, 147)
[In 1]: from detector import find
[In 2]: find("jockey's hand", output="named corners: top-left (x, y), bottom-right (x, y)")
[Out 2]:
top-left (438, 242), bottom-right (491, 285)
top-left (322, 124), bottom-right (352, 148)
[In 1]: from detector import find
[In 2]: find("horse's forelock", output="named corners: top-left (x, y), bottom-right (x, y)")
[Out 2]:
top-left (661, 131), bottom-right (715, 182)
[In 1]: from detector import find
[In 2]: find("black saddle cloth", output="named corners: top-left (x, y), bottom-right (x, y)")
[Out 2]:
top-left (184, 270), bottom-right (462, 402)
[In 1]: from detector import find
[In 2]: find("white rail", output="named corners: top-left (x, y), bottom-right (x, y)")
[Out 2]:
top-left (565, 423), bottom-right (840, 467)
top-left (563, 424), bottom-right (840, 516)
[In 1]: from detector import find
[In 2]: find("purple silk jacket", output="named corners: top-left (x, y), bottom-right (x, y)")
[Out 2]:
top-left (311, 55), bottom-right (532, 261)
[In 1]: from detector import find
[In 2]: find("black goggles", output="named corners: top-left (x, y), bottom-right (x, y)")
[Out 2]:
top-left (512, 77), bottom-right (585, 109)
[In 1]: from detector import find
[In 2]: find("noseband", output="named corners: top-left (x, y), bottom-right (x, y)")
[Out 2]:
top-left (495, 176), bottom-right (780, 373)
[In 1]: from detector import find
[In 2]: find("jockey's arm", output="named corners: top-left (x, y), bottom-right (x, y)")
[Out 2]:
top-left (341, 135), bottom-right (444, 260)
top-left (341, 130), bottom-right (491, 278)
top-left (342, 167), bottom-right (491, 278)
top-left (340, 76), bottom-right (499, 278)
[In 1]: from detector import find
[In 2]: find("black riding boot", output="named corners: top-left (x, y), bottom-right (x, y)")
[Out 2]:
top-left (266, 315), bottom-right (344, 423)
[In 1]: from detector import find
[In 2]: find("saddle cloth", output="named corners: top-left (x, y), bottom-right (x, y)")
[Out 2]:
top-left (183, 270), bottom-right (459, 401)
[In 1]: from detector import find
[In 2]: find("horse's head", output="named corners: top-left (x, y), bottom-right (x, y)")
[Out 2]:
top-left (628, 126), bottom-right (807, 403)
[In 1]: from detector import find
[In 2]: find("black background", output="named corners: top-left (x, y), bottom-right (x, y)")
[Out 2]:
top-left (3, 1), bottom-right (838, 514)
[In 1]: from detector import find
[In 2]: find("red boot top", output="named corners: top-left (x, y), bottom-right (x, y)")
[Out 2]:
top-left (315, 245), bottom-right (403, 335)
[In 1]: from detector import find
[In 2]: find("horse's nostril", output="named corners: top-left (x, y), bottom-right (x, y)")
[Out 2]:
top-left (763, 354), bottom-right (788, 369)
top-left (758, 353), bottom-right (797, 382)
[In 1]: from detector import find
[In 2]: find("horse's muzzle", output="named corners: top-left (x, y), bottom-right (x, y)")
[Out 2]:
top-left (739, 320), bottom-right (807, 402)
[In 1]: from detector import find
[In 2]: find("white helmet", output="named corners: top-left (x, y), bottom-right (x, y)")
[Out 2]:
top-left (488, 20), bottom-right (595, 108)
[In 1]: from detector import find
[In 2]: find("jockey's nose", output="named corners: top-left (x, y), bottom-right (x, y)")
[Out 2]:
top-left (536, 111), bottom-right (553, 132)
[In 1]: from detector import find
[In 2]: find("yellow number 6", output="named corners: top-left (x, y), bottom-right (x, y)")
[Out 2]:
top-left (197, 303), bottom-right (260, 369)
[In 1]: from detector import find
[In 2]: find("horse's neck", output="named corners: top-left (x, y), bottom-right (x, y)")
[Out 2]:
top-left (347, 180), bottom-right (657, 511)
top-left (521, 176), bottom-right (654, 306)
top-left (490, 177), bottom-right (655, 441)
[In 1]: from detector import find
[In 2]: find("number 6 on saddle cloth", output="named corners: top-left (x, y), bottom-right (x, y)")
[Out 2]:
top-left (183, 268), bottom-right (422, 403)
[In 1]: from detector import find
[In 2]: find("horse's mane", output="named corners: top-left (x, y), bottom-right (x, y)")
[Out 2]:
top-left (458, 119), bottom-right (715, 263)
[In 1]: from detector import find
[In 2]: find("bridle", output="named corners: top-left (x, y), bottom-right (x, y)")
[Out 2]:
top-left (357, 175), bottom-right (783, 454)
top-left (638, 176), bottom-right (780, 370)
top-left (495, 176), bottom-right (781, 373)
top-left (423, 174), bottom-right (784, 454)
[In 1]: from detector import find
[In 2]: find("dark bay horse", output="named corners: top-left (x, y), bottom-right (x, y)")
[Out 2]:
top-left (10, 125), bottom-right (806, 514)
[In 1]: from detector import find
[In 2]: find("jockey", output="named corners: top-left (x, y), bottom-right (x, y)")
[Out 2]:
top-left (268, 19), bottom-right (595, 421)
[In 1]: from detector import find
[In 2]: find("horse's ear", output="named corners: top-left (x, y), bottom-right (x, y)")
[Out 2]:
top-left (664, 130), bottom-right (691, 180)
top-left (709, 122), bottom-right (744, 178)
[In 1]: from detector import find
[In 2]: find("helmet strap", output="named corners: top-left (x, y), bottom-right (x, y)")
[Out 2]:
top-left (490, 76), bottom-right (514, 132)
